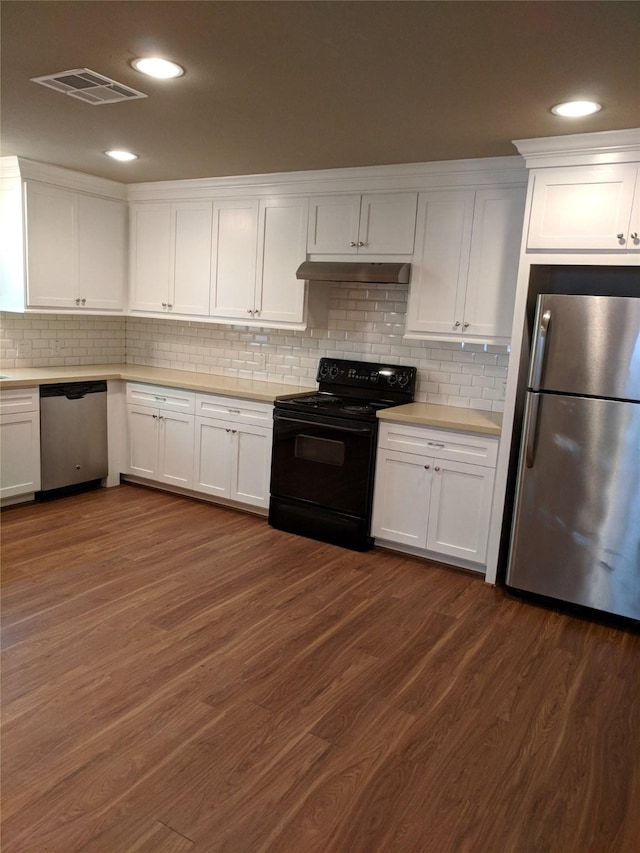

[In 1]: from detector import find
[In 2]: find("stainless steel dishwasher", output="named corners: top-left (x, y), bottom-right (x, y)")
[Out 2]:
top-left (39, 381), bottom-right (108, 492)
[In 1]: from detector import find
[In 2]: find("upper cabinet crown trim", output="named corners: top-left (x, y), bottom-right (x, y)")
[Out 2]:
top-left (1, 156), bottom-right (127, 200)
top-left (513, 128), bottom-right (640, 169)
top-left (126, 156), bottom-right (526, 202)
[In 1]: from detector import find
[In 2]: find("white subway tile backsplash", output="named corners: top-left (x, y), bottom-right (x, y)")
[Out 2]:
top-left (1, 283), bottom-right (509, 409)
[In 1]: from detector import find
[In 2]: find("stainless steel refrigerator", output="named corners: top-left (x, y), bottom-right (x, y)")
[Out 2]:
top-left (507, 294), bottom-right (640, 621)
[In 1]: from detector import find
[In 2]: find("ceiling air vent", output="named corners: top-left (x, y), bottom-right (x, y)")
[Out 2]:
top-left (30, 68), bottom-right (147, 105)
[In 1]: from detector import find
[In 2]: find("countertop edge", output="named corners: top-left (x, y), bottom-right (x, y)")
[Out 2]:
top-left (377, 403), bottom-right (502, 436)
top-left (0, 365), bottom-right (307, 403)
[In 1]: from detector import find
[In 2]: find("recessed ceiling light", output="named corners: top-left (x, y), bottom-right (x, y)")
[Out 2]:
top-left (551, 100), bottom-right (602, 118)
top-left (131, 57), bottom-right (184, 79)
top-left (105, 150), bottom-right (138, 161)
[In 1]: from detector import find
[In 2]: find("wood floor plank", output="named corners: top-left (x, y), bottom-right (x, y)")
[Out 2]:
top-left (2, 483), bottom-right (639, 852)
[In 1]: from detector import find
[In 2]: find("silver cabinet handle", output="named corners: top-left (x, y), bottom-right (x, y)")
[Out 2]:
top-left (463, 321), bottom-right (469, 328)
top-left (428, 441), bottom-right (445, 448)
top-left (152, 413), bottom-right (158, 419)
top-left (631, 232), bottom-right (639, 240)
top-left (226, 428), bottom-right (231, 433)
top-left (454, 320), bottom-right (461, 327)
top-left (228, 408), bottom-right (241, 415)
top-left (231, 429), bottom-right (237, 434)
top-left (167, 304), bottom-right (173, 309)
top-left (424, 464), bottom-right (430, 470)
top-left (617, 233), bottom-right (626, 243)
top-left (247, 308), bottom-right (252, 314)
top-left (357, 241), bottom-right (365, 247)
top-left (75, 297), bottom-right (81, 305)
top-left (349, 241), bottom-right (357, 247)
top-left (81, 298), bottom-right (86, 305)
top-left (434, 466), bottom-right (441, 472)
top-left (162, 302), bottom-right (167, 308)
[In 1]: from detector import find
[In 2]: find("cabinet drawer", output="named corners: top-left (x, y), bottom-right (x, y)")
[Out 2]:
top-left (378, 421), bottom-right (498, 467)
top-left (0, 386), bottom-right (39, 415)
top-left (195, 393), bottom-right (273, 427)
top-left (126, 383), bottom-right (195, 414)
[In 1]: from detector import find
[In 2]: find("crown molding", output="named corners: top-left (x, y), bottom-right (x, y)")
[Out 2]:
top-left (0, 156), bottom-right (127, 199)
top-left (513, 128), bottom-right (640, 168)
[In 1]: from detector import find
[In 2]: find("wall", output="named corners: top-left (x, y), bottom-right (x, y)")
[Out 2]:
top-left (0, 313), bottom-right (126, 366)
top-left (1, 282), bottom-right (508, 411)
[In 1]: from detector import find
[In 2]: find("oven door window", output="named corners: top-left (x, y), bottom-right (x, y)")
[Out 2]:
top-left (271, 415), bottom-right (375, 516)
top-left (295, 434), bottom-right (345, 466)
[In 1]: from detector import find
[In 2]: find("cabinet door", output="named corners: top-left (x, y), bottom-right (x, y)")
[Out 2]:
top-left (371, 449), bottom-right (431, 548)
top-left (232, 424), bottom-right (272, 508)
top-left (526, 164), bottom-right (638, 250)
top-left (193, 416), bottom-right (232, 498)
top-left (0, 411), bottom-right (41, 497)
top-left (25, 182), bottom-right (77, 308)
top-left (158, 412), bottom-right (194, 489)
top-left (307, 195), bottom-right (360, 253)
top-left (630, 169), bottom-right (640, 249)
top-left (78, 194), bottom-right (126, 311)
top-left (171, 201), bottom-right (212, 316)
top-left (427, 460), bottom-right (495, 564)
top-left (405, 191), bottom-right (474, 336)
top-left (210, 199), bottom-right (259, 319)
top-left (462, 187), bottom-right (526, 340)
top-left (129, 203), bottom-right (171, 312)
top-left (255, 197), bottom-right (308, 324)
top-left (358, 192), bottom-right (417, 254)
top-left (127, 405), bottom-right (159, 478)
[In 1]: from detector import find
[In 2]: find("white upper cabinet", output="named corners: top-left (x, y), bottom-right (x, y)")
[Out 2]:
top-left (256, 197), bottom-right (308, 324)
top-left (211, 196), bottom-right (308, 326)
top-left (526, 164), bottom-right (640, 251)
top-left (129, 201), bottom-right (212, 316)
top-left (405, 186), bottom-right (526, 343)
top-left (24, 181), bottom-right (126, 311)
top-left (210, 199), bottom-right (259, 319)
top-left (308, 192), bottom-right (417, 255)
top-left (78, 194), bottom-right (127, 310)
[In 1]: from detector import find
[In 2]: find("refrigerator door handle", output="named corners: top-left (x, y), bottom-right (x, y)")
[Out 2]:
top-left (529, 309), bottom-right (551, 391)
top-left (524, 392), bottom-right (541, 469)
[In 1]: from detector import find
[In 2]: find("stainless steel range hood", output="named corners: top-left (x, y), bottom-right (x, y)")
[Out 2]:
top-left (296, 261), bottom-right (411, 284)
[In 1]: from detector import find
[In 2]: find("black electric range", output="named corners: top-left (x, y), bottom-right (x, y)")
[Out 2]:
top-left (269, 358), bottom-right (417, 550)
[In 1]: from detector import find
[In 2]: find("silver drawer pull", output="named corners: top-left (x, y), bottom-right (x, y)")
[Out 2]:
top-left (428, 441), bottom-right (445, 448)
top-left (228, 408), bottom-right (241, 414)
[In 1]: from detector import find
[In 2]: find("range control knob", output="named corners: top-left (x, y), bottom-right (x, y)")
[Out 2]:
top-left (318, 363), bottom-right (329, 378)
top-left (387, 374), bottom-right (398, 386)
top-left (329, 364), bottom-right (339, 379)
top-left (398, 373), bottom-right (410, 387)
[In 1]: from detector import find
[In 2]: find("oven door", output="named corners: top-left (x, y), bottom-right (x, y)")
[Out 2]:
top-left (270, 410), bottom-right (376, 516)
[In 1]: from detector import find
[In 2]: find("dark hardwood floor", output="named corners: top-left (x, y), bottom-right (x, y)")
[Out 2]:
top-left (1, 484), bottom-right (638, 852)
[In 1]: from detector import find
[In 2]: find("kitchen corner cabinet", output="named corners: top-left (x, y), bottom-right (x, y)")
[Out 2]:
top-left (0, 387), bottom-right (41, 501)
top-left (210, 196), bottom-right (309, 326)
top-left (129, 201), bottom-right (212, 316)
top-left (371, 421), bottom-right (498, 568)
top-left (23, 182), bottom-right (126, 311)
top-left (307, 192), bottom-right (417, 255)
top-left (526, 163), bottom-right (640, 251)
top-left (126, 384), bottom-right (195, 489)
top-left (193, 393), bottom-right (273, 509)
top-left (405, 186), bottom-right (526, 343)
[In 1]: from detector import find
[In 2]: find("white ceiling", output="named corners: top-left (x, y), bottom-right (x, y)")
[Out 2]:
top-left (2, 1), bottom-right (639, 184)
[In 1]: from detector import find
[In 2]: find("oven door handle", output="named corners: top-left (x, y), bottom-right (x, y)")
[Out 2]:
top-left (273, 413), bottom-right (374, 434)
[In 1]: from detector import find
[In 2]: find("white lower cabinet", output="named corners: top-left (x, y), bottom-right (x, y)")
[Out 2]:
top-left (193, 393), bottom-right (273, 509)
top-left (126, 384), bottom-right (195, 489)
top-left (372, 421), bottom-right (498, 569)
top-left (0, 387), bottom-right (41, 500)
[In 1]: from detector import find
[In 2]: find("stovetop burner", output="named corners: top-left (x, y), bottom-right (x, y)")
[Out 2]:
top-left (274, 358), bottom-right (417, 423)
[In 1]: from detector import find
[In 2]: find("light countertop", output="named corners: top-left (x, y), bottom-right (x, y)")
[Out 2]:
top-left (0, 364), bottom-right (307, 403)
top-left (377, 402), bottom-right (502, 436)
